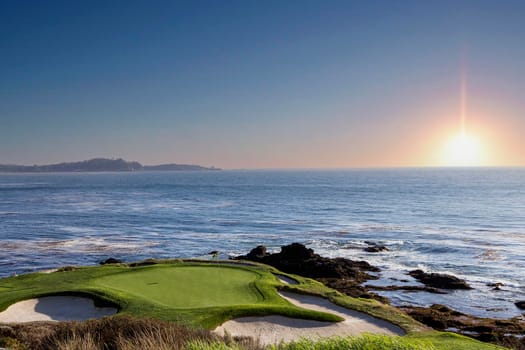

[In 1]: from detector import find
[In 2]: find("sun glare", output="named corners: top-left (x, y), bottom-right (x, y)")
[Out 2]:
top-left (441, 132), bottom-right (485, 167)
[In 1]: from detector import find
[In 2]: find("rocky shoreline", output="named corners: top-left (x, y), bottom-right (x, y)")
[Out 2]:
top-left (234, 243), bottom-right (525, 350)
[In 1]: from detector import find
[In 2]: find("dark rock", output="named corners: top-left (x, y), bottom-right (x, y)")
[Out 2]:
top-left (464, 325), bottom-right (495, 333)
top-left (367, 285), bottom-right (447, 294)
top-left (320, 277), bottom-right (390, 304)
top-left (245, 245), bottom-right (268, 259)
top-left (515, 301), bottom-right (525, 310)
top-left (408, 269), bottom-right (471, 289)
top-left (432, 304), bottom-right (453, 313)
top-left (99, 257), bottom-right (122, 265)
top-left (237, 243), bottom-right (379, 280)
top-left (208, 250), bottom-right (219, 255)
top-left (235, 243), bottom-right (384, 301)
top-left (494, 319), bottom-right (515, 327)
top-left (128, 259), bottom-right (158, 267)
top-left (476, 332), bottom-right (496, 342)
top-left (487, 282), bottom-right (503, 287)
top-left (487, 282), bottom-right (504, 290)
top-left (280, 243), bottom-right (315, 260)
top-left (364, 245), bottom-right (389, 253)
top-left (421, 316), bottom-right (447, 329)
top-left (402, 304), bottom-right (525, 349)
top-left (57, 266), bottom-right (76, 272)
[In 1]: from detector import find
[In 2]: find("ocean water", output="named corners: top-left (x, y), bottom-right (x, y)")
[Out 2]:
top-left (0, 168), bottom-right (524, 318)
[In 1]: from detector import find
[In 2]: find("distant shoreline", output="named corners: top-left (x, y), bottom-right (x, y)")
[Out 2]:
top-left (0, 158), bottom-right (220, 173)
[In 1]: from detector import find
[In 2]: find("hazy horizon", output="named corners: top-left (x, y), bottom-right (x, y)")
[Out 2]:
top-left (1, 1), bottom-right (524, 168)
top-left (2, 156), bottom-right (525, 171)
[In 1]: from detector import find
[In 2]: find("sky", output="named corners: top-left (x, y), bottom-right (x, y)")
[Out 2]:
top-left (1, 0), bottom-right (524, 169)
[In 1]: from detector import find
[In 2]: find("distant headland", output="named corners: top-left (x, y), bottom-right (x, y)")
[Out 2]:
top-left (0, 158), bottom-right (220, 173)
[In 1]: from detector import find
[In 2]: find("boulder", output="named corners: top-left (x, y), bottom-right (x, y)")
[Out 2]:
top-left (99, 257), bottom-right (122, 265)
top-left (279, 242), bottom-right (315, 260)
top-left (245, 245), bottom-right (268, 259)
top-left (409, 269), bottom-right (471, 289)
top-left (487, 282), bottom-right (504, 291)
top-left (128, 259), bottom-right (158, 267)
top-left (364, 245), bottom-right (389, 253)
top-left (515, 301), bottom-right (525, 310)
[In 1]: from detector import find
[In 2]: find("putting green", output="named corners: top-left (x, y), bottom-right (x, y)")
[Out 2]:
top-left (92, 265), bottom-right (263, 308)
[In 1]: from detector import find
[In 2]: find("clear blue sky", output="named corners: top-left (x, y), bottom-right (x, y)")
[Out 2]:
top-left (1, 0), bottom-right (524, 168)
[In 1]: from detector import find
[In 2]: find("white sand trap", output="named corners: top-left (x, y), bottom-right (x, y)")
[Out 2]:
top-left (0, 296), bottom-right (117, 323)
top-left (214, 291), bottom-right (403, 345)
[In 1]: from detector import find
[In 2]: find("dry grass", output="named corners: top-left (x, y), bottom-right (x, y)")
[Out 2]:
top-left (55, 333), bottom-right (99, 350)
top-left (0, 315), bottom-right (218, 350)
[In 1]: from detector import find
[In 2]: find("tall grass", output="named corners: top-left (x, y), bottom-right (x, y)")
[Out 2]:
top-left (55, 332), bottom-right (99, 350)
top-left (269, 335), bottom-right (436, 350)
top-left (185, 335), bottom-right (436, 350)
top-left (1, 315), bottom-right (214, 350)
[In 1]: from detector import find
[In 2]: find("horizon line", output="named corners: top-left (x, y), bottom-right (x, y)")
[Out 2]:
top-left (2, 157), bottom-right (524, 171)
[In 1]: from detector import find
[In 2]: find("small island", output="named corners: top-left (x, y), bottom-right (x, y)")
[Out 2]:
top-left (0, 158), bottom-right (220, 173)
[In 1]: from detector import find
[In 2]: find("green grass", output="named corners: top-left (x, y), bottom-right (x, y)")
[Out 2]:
top-left (269, 334), bottom-right (436, 350)
top-left (0, 261), bottom-right (341, 327)
top-left (408, 331), bottom-right (506, 350)
top-left (92, 265), bottom-right (263, 308)
top-left (0, 260), bottom-right (509, 350)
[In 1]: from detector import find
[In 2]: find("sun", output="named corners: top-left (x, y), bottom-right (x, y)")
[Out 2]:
top-left (441, 131), bottom-right (485, 167)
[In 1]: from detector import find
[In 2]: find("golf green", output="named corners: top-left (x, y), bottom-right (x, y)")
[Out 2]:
top-left (92, 265), bottom-right (263, 308)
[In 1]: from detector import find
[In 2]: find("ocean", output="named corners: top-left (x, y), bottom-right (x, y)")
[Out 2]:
top-left (0, 168), bottom-right (524, 319)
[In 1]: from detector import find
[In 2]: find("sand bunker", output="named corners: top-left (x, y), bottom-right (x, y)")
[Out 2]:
top-left (275, 274), bottom-right (299, 285)
top-left (0, 296), bottom-right (117, 323)
top-left (214, 291), bottom-right (403, 345)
